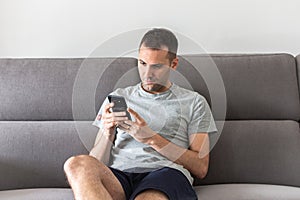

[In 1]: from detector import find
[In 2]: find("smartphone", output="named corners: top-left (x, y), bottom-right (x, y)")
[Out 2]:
top-left (108, 95), bottom-right (131, 120)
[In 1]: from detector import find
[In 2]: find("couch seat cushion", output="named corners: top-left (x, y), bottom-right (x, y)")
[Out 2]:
top-left (0, 188), bottom-right (73, 200)
top-left (195, 184), bottom-right (300, 200)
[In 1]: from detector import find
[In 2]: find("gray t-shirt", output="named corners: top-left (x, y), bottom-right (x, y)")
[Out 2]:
top-left (93, 83), bottom-right (217, 184)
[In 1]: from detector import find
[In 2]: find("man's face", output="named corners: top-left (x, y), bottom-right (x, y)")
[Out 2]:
top-left (138, 44), bottom-right (178, 94)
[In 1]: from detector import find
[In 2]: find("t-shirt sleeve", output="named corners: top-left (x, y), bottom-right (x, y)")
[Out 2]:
top-left (92, 97), bottom-right (109, 129)
top-left (188, 94), bottom-right (218, 135)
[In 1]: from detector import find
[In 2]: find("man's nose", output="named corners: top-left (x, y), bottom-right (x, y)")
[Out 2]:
top-left (144, 66), bottom-right (153, 77)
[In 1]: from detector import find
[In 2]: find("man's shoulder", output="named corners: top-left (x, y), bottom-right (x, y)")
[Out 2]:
top-left (172, 84), bottom-right (205, 100)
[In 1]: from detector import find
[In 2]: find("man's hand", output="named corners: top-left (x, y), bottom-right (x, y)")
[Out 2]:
top-left (101, 103), bottom-right (128, 132)
top-left (118, 108), bottom-right (156, 144)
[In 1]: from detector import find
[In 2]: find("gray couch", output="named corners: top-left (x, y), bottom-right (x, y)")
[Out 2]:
top-left (1, 54), bottom-right (300, 199)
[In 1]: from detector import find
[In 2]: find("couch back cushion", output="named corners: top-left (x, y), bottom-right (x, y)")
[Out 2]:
top-left (178, 54), bottom-right (300, 121)
top-left (296, 54), bottom-right (300, 93)
top-left (179, 54), bottom-right (300, 187)
top-left (195, 120), bottom-right (300, 187)
top-left (0, 58), bottom-right (137, 121)
top-left (0, 121), bottom-right (94, 190)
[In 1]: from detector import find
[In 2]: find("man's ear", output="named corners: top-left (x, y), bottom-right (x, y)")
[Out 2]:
top-left (171, 57), bottom-right (179, 70)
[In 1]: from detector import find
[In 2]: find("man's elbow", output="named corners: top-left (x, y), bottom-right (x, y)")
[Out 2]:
top-left (195, 165), bottom-right (209, 179)
top-left (194, 157), bottom-right (209, 179)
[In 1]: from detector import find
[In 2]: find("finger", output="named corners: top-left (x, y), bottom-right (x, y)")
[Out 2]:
top-left (103, 118), bottom-right (115, 125)
top-left (103, 122), bottom-right (115, 129)
top-left (104, 103), bottom-right (114, 113)
top-left (124, 120), bottom-right (134, 126)
top-left (103, 116), bottom-right (128, 125)
top-left (113, 116), bottom-right (128, 122)
top-left (103, 111), bottom-right (126, 120)
top-left (111, 111), bottom-right (127, 117)
top-left (118, 122), bottom-right (130, 130)
top-left (127, 108), bottom-right (145, 123)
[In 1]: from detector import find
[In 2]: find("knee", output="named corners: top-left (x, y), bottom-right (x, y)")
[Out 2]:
top-left (63, 155), bottom-right (95, 177)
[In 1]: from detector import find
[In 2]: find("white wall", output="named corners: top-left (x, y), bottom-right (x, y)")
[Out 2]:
top-left (0, 0), bottom-right (299, 57)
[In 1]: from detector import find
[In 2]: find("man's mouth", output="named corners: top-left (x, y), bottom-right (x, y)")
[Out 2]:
top-left (143, 79), bottom-right (156, 85)
top-left (145, 81), bottom-right (155, 84)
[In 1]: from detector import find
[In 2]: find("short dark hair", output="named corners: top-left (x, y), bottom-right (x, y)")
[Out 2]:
top-left (139, 28), bottom-right (178, 62)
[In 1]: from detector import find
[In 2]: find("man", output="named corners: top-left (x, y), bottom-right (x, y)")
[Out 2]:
top-left (64, 28), bottom-right (217, 200)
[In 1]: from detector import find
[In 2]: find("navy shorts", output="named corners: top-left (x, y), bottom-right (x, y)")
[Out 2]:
top-left (109, 167), bottom-right (198, 200)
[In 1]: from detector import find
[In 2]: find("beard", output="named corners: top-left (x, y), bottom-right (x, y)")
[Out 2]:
top-left (141, 82), bottom-right (169, 93)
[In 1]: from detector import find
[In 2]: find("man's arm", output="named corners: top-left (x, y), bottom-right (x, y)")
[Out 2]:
top-left (89, 128), bottom-right (115, 165)
top-left (147, 133), bottom-right (209, 179)
top-left (118, 108), bottom-right (210, 179)
top-left (89, 102), bottom-right (128, 165)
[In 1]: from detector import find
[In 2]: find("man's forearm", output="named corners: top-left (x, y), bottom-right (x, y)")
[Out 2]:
top-left (147, 134), bottom-right (209, 179)
top-left (89, 128), bottom-right (115, 165)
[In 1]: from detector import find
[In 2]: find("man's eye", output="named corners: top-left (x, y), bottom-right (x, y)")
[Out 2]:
top-left (152, 64), bottom-right (163, 69)
top-left (139, 61), bottom-right (146, 66)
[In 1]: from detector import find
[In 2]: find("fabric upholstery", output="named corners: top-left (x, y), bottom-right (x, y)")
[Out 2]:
top-left (1, 54), bottom-right (300, 199)
top-left (2, 184), bottom-right (300, 200)
top-left (0, 189), bottom-right (73, 200)
top-left (195, 184), bottom-right (300, 200)
top-left (0, 58), bottom-right (137, 121)
top-left (296, 54), bottom-right (300, 94)
top-left (178, 54), bottom-right (300, 120)
top-left (0, 121), bottom-right (93, 190)
top-left (194, 120), bottom-right (300, 187)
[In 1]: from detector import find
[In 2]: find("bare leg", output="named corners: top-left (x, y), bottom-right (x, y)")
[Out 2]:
top-left (64, 155), bottom-right (126, 200)
top-left (134, 189), bottom-right (168, 200)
